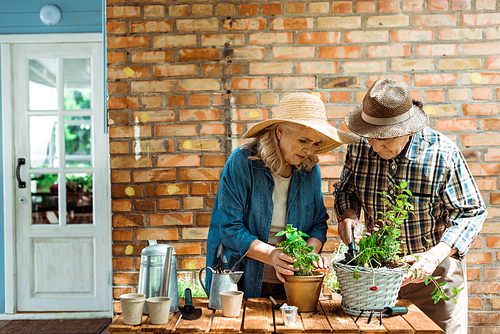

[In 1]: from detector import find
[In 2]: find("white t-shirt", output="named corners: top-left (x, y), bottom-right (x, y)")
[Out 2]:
top-left (262, 172), bottom-right (291, 284)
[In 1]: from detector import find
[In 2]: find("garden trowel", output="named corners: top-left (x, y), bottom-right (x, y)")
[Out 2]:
top-left (179, 288), bottom-right (202, 321)
top-left (344, 227), bottom-right (357, 264)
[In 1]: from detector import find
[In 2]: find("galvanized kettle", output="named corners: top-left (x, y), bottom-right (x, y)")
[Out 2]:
top-left (199, 267), bottom-right (243, 310)
top-left (138, 240), bottom-right (179, 313)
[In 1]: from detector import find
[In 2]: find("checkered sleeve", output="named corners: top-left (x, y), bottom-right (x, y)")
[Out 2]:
top-left (439, 150), bottom-right (487, 258)
top-left (333, 146), bottom-right (363, 222)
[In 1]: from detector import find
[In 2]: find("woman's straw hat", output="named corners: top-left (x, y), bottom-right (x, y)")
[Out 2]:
top-left (243, 92), bottom-right (359, 154)
top-left (345, 78), bottom-right (429, 139)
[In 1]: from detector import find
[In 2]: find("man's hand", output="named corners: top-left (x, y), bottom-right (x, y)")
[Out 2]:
top-left (401, 242), bottom-right (456, 287)
top-left (268, 248), bottom-right (297, 282)
top-left (339, 209), bottom-right (362, 246)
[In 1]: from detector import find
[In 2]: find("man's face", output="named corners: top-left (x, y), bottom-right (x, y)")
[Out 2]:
top-left (366, 135), bottom-right (410, 160)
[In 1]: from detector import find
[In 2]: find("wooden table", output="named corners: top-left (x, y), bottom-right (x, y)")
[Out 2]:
top-left (109, 298), bottom-right (443, 334)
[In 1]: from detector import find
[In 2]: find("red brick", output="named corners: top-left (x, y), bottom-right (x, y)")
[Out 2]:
top-left (452, 0), bottom-right (471, 9)
top-left (485, 269), bottom-right (500, 280)
top-left (332, 1), bottom-right (353, 13)
top-left (285, 2), bottom-right (306, 13)
top-left (486, 237), bottom-right (500, 248)
top-left (298, 32), bottom-right (340, 44)
top-left (468, 298), bottom-right (482, 309)
top-left (201, 124), bottom-right (225, 135)
top-left (417, 44), bottom-right (459, 56)
top-left (425, 90), bottom-right (445, 102)
top-left (223, 18), bottom-right (266, 31)
top-left (202, 155), bottom-right (226, 167)
top-left (466, 252), bottom-right (493, 264)
top-left (107, 6), bottom-right (140, 19)
top-left (462, 13), bottom-right (500, 26)
top-left (436, 118), bottom-right (477, 131)
top-left (107, 22), bottom-right (127, 34)
top-left (130, 21), bottom-right (173, 33)
top-left (380, 0), bottom-right (399, 11)
top-left (345, 31), bottom-right (389, 43)
top-left (391, 29), bottom-right (434, 42)
top-left (439, 28), bottom-right (482, 40)
top-left (111, 171), bottom-right (131, 183)
top-left (355, 1), bottom-right (376, 12)
top-left (319, 46), bottom-right (362, 59)
top-left (159, 198), bottom-right (180, 210)
top-left (262, 3), bottom-right (282, 15)
top-left (112, 214), bottom-right (144, 227)
top-left (145, 183), bottom-right (189, 196)
top-left (249, 32), bottom-right (293, 45)
top-left (191, 182), bottom-right (211, 195)
top-left (309, 2), bottom-right (329, 13)
top-left (463, 103), bottom-right (500, 116)
top-left (330, 92), bottom-right (351, 103)
top-left (272, 77), bottom-right (316, 90)
top-left (112, 230), bottom-right (133, 242)
top-left (179, 168), bottom-right (222, 181)
top-left (136, 228), bottom-right (178, 241)
top-left (177, 18), bottom-right (219, 32)
top-left (467, 268), bottom-right (480, 280)
top-left (236, 93), bottom-right (258, 106)
top-left (271, 18), bottom-right (314, 30)
top-left (429, 0), bottom-right (449, 10)
top-left (181, 257), bottom-right (206, 270)
top-left (178, 49), bottom-right (220, 62)
top-left (113, 257), bottom-right (132, 270)
top-left (107, 36), bottom-right (149, 49)
top-left (168, 5), bottom-right (187, 17)
top-left (413, 14), bottom-right (456, 27)
top-left (150, 213), bottom-right (192, 226)
top-left (414, 74), bottom-right (457, 86)
top-left (112, 200), bottom-right (132, 212)
top-left (463, 43), bottom-right (500, 55)
top-left (196, 213), bottom-right (212, 226)
top-left (189, 95), bottom-right (211, 106)
top-left (367, 45), bottom-right (411, 58)
top-left (297, 62), bottom-right (338, 74)
top-left (155, 124), bottom-right (197, 137)
top-left (167, 95), bottom-right (186, 107)
top-left (272, 47), bottom-right (315, 59)
top-left (232, 78), bottom-right (268, 90)
top-left (403, 0), bottom-right (424, 11)
top-left (135, 199), bottom-right (156, 211)
top-left (172, 243), bottom-right (202, 255)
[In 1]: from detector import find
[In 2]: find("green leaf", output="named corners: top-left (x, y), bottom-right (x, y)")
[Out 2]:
top-left (276, 231), bottom-right (285, 237)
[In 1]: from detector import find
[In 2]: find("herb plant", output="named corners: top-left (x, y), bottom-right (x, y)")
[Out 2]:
top-left (276, 224), bottom-right (319, 276)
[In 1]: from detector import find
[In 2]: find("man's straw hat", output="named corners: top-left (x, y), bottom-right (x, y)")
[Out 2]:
top-left (243, 92), bottom-right (359, 154)
top-left (345, 78), bottom-right (429, 139)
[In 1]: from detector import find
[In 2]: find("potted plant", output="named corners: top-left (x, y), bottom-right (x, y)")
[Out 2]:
top-left (332, 182), bottom-right (463, 316)
top-left (276, 224), bottom-right (325, 312)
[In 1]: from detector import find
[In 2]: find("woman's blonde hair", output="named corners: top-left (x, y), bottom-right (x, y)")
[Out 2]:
top-left (244, 122), bottom-right (325, 175)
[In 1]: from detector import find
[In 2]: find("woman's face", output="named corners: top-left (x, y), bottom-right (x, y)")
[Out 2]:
top-left (366, 135), bottom-right (410, 160)
top-left (276, 124), bottom-right (322, 167)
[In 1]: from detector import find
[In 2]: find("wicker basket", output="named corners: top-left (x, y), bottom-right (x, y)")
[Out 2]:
top-left (332, 262), bottom-right (405, 317)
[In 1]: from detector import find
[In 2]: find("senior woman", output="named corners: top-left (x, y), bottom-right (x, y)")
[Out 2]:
top-left (205, 93), bottom-right (359, 300)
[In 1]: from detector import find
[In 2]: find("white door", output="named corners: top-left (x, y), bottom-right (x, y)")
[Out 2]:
top-left (11, 42), bottom-right (110, 312)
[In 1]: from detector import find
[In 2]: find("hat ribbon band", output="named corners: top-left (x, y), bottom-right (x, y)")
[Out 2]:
top-left (361, 107), bottom-right (414, 125)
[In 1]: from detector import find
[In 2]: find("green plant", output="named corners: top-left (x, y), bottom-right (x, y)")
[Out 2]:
top-left (178, 274), bottom-right (207, 298)
top-left (349, 182), bottom-right (463, 304)
top-left (276, 224), bottom-right (319, 276)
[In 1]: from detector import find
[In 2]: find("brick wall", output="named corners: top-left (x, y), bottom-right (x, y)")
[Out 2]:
top-left (106, 1), bottom-right (500, 331)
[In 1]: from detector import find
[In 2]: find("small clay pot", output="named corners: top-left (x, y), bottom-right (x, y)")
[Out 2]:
top-left (283, 271), bottom-right (325, 312)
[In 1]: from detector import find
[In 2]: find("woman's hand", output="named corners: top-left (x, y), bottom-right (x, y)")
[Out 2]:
top-left (268, 248), bottom-right (297, 282)
top-left (339, 209), bottom-right (362, 246)
top-left (313, 254), bottom-right (330, 269)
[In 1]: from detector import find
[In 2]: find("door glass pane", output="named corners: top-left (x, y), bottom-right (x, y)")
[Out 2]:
top-left (29, 59), bottom-right (57, 111)
top-left (31, 174), bottom-right (59, 225)
top-left (65, 116), bottom-right (92, 167)
top-left (30, 116), bottom-right (59, 168)
top-left (64, 58), bottom-right (91, 110)
top-left (66, 173), bottom-right (93, 224)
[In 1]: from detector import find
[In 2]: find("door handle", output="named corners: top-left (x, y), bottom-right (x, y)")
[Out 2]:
top-left (16, 158), bottom-right (26, 189)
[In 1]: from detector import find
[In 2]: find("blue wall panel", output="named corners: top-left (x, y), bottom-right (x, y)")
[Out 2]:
top-left (0, 0), bottom-right (102, 34)
top-left (0, 0), bottom-right (103, 315)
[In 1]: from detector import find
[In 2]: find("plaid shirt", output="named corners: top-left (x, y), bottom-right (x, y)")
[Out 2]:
top-left (333, 127), bottom-right (486, 258)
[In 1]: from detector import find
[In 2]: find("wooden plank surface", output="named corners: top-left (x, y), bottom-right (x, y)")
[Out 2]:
top-left (299, 302), bottom-right (332, 333)
top-left (109, 315), bottom-right (148, 332)
top-left (141, 312), bottom-right (177, 332)
top-left (243, 298), bottom-right (273, 333)
top-left (210, 300), bottom-right (245, 332)
top-left (174, 297), bottom-right (213, 333)
top-left (382, 314), bottom-right (414, 334)
top-left (320, 300), bottom-right (358, 333)
top-left (398, 300), bottom-right (444, 334)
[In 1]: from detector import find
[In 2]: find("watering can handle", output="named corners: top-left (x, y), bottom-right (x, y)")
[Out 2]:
top-left (161, 247), bottom-right (173, 297)
top-left (198, 267), bottom-right (215, 297)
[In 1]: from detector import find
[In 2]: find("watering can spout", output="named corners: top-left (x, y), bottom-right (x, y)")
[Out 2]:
top-left (229, 271), bottom-right (243, 284)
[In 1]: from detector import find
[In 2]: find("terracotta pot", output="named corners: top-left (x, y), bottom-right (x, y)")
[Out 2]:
top-left (283, 271), bottom-right (325, 312)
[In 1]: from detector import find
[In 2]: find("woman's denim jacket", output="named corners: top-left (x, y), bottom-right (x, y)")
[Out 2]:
top-left (205, 145), bottom-right (329, 299)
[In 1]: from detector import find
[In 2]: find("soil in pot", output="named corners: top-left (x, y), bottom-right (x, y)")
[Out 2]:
top-left (283, 271), bottom-right (325, 312)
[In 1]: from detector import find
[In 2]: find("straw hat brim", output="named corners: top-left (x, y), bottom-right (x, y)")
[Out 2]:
top-left (345, 104), bottom-right (429, 139)
top-left (243, 118), bottom-right (360, 154)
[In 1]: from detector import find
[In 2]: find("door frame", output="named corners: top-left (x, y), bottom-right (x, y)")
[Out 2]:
top-left (1, 33), bottom-right (111, 319)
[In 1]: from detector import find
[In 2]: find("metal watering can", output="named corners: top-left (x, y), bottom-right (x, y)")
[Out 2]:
top-left (199, 267), bottom-right (243, 310)
top-left (137, 240), bottom-right (179, 313)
